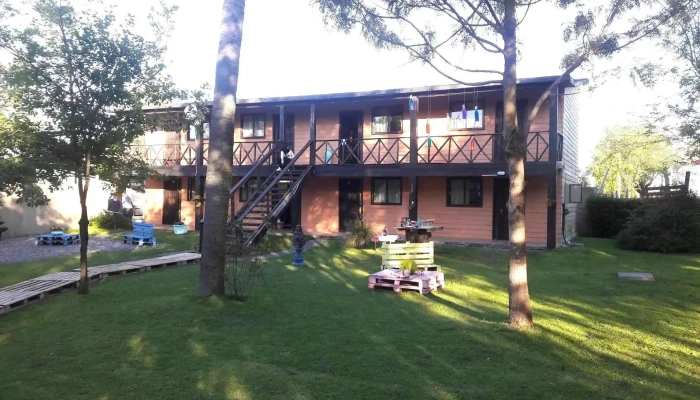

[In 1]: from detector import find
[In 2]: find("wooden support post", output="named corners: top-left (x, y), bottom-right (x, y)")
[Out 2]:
top-left (409, 175), bottom-right (418, 222)
top-left (409, 96), bottom-right (417, 165)
top-left (409, 96), bottom-right (418, 222)
top-left (684, 171), bottom-right (691, 193)
top-left (547, 89), bottom-right (559, 249)
top-left (195, 122), bottom-right (204, 231)
top-left (279, 105), bottom-right (285, 144)
top-left (310, 103), bottom-right (316, 165)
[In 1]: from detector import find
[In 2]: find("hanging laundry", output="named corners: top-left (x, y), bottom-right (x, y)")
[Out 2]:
top-left (461, 104), bottom-right (467, 119)
top-left (474, 107), bottom-right (480, 122)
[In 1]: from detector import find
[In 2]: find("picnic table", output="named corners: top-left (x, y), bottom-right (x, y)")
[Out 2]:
top-left (395, 225), bottom-right (444, 243)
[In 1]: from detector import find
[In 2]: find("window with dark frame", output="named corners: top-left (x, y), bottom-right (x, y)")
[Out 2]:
top-left (447, 178), bottom-right (483, 207)
top-left (187, 177), bottom-right (206, 201)
top-left (188, 122), bottom-right (211, 141)
top-left (372, 106), bottom-right (403, 134)
top-left (372, 178), bottom-right (402, 205)
top-left (187, 177), bottom-right (196, 200)
top-left (448, 100), bottom-right (485, 130)
top-left (239, 179), bottom-right (259, 202)
top-left (241, 114), bottom-right (265, 138)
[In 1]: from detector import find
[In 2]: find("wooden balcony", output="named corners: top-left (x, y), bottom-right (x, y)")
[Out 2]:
top-left (132, 132), bottom-right (561, 169)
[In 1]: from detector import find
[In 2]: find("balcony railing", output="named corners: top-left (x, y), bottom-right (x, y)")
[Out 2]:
top-left (130, 144), bottom-right (198, 167)
top-left (132, 132), bottom-right (560, 168)
top-left (315, 137), bottom-right (411, 165)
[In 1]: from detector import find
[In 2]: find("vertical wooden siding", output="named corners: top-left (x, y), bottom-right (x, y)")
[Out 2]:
top-left (362, 177), bottom-right (410, 233)
top-left (301, 177), bottom-right (340, 234)
top-left (416, 177), bottom-right (494, 240)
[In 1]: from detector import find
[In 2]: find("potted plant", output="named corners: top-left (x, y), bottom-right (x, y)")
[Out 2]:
top-left (173, 221), bottom-right (188, 235)
top-left (399, 259), bottom-right (417, 278)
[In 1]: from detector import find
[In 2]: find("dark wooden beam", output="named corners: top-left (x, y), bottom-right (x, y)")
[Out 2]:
top-left (547, 89), bottom-right (559, 249)
top-left (409, 97), bottom-right (417, 165)
top-left (279, 105), bottom-right (285, 143)
top-left (409, 175), bottom-right (418, 221)
top-left (195, 123), bottom-right (204, 231)
top-left (310, 103), bottom-right (316, 165)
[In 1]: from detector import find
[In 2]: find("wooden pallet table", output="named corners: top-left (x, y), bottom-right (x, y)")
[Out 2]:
top-left (36, 233), bottom-right (80, 246)
top-left (368, 269), bottom-right (445, 295)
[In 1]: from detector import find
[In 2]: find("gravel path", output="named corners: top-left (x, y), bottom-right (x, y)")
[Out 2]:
top-left (0, 235), bottom-right (139, 264)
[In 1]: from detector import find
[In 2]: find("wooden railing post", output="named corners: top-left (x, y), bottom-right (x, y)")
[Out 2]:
top-left (310, 103), bottom-right (316, 165)
top-left (547, 88), bottom-right (559, 249)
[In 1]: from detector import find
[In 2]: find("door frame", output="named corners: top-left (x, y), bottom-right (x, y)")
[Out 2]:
top-left (273, 113), bottom-right (295, 149)
top-left (162, 177), bottom-right (181, 225)
top-left (492, 178), bottom-right (509, 241)
top-left (338, 110), bottom-right (364, 164)
top-left (338, 178), bottom-right (364, 232)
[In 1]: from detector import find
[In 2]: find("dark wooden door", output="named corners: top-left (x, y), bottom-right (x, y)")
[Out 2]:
top-left (339, 178), bottom-right (363, 231)
top-left (273, 113), bottom-right (295, 150)
top-left (492, 178), bottom-right (510, 241)
top-left (162, 178), bottom-right (181, 225)
top-left (338, 111), bottom-right (363, 164)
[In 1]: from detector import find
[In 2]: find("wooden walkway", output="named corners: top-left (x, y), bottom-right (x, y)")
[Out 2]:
top-left (0, 252), bottom-right (201, 315)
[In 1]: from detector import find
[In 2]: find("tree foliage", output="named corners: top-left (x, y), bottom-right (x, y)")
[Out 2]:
top-left (313, 0), bottom-right (689, 327)
top-left (663, 1), bottom-right (700, 160)
top-left (0, 0), bottom-right (183, 293)
top-left (588, 125), bottom-right (683, 197)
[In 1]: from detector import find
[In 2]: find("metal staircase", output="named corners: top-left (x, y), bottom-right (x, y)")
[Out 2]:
top-left (229, 141), bottom-right (314, 246)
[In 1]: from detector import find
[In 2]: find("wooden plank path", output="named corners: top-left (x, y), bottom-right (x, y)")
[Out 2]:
top-left (0, 252), bottom-right (201, 315)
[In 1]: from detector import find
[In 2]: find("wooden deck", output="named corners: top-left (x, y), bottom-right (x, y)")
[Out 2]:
top-left (0, 252), bottom-right (201, 315)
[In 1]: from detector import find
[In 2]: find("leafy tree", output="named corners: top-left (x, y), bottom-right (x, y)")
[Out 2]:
top-left (0, 0), bottom-right (182, 294)
top-left (313, 0), bottom-right (688, 326)
top-left (198, 0), bottom-right (247, 297)
top-left (662, 1), bottom-right (700, 160)
top-left (0, 113), bottom-right (64, 207)
top-left (588, 125), bottom-right (683, 197)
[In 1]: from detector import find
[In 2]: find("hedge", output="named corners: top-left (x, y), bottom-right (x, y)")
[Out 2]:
top-left (586, 196), bottom-right (641, 238)
top-left (617, 194), bottom-right (700, 253)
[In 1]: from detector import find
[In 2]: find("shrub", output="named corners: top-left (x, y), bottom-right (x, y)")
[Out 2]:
top-left (225, 219), bottom-right (265, 301)
top-left (399, 259), bottom-right (417, 274)
top-left (88, 211), bottom-right (133, 230)
top-left (345, 217), bottom-right (373, 249)
top-left (617, 194), bottom-right (700, 253)
top-left (586, 196), bottom-right (641, 238)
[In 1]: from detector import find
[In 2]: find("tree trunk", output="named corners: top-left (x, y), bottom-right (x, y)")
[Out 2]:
top-left (77, 178), bottom-right (90, 294)
top-left (503, 0), bottom-right (533, 327)
top-left (198, 0), bottom-right (246, 297)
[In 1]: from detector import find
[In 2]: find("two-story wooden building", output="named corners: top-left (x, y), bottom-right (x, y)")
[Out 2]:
top-left (134, 75), bottom-right (582, 248)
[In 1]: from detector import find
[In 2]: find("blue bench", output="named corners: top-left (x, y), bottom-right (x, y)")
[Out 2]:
top-left (123, 222), bottom-right (157, 246)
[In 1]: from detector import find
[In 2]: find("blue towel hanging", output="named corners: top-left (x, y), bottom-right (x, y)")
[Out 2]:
top-left (474, 108), bottom-right (480, 122)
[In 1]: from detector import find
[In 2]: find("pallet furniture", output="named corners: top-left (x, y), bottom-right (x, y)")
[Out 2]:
top-left (123, 222), bottom-right (156, 246)
top-left (0, 252), bottom-right (201, 315)
top-left (381, 241), bottom-right (440, 271)
top-left (368, 269), bottom-right (445, 294)
top-left (36, 232), bottom-right (80, 246)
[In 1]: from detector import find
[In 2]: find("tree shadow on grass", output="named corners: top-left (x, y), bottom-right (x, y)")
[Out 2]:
top-left (0, 240), bottom-right (699, 399)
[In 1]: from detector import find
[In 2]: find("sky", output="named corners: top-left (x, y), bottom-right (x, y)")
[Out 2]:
top-left (67, 0), bottom-right (689, 171)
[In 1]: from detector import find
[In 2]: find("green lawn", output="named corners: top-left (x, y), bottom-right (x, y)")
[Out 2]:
top-left (0, 230), bottom-right (197, 287)
top-left (0, 231), bottom-right (301, 288)
top-left (0, 238), bottom-right (699, 399)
